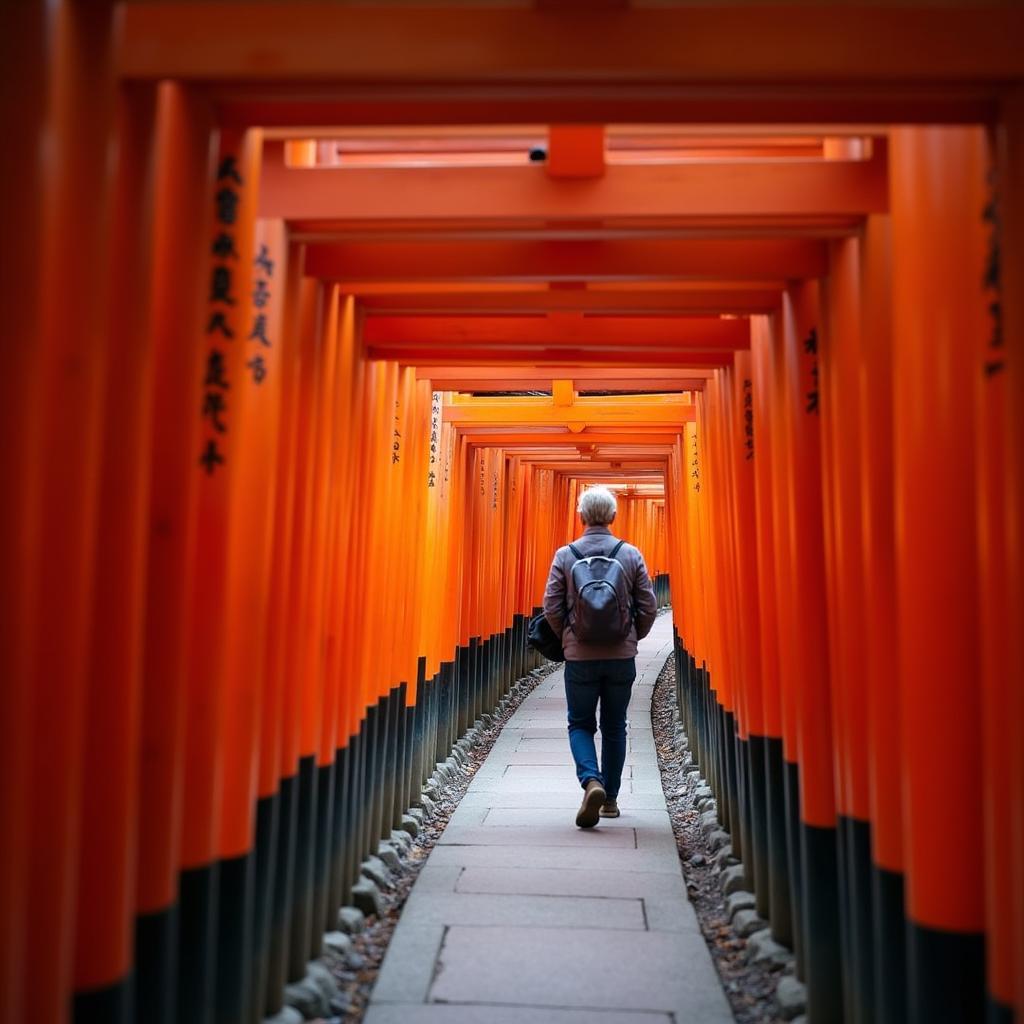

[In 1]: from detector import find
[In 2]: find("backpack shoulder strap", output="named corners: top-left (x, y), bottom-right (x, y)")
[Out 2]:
top-left (609, 539), bottom-right (626, 559)
top-left (568, 543), bottom-right (585, 560)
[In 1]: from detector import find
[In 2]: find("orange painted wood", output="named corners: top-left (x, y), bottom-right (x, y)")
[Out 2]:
top-left (260, 138), bottom-right (886, 222)
top-left (0, 7), bottom-right (49, 1016)
top-left (73, 83), bottom-right (158, 995)
top-left (364, 316), bottom-right (748, 351)
top-left (25, 6), bottom-right (118, 1018)
top-left (118, 6), bottom-right (1024, 84)
top-left (857, 214), bottom-right (902, 875)
top-left (546, 125), bottom-right (606, 179)
top-left (890, 126), bottom-right (987, 933)
top-left (305, 238), bottom-right (827, 283)
top-left (136, 81), bottom-right (216, 915)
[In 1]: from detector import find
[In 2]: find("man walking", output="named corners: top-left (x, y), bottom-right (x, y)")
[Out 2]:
top-left (543, 486), bottom-right (659, 828)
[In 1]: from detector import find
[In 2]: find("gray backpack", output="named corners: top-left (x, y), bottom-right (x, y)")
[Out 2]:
top-left (568, 539), bottom-right (632, 643)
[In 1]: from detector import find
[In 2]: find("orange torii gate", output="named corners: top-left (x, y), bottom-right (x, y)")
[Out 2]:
top-left (2, 6), bottom-right (1023, 1024)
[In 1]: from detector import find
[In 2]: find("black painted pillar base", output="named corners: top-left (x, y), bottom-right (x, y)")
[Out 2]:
top-left (265, 772), bottom-right (296, 1014)
top-left (215, 851), bottom-right (255, 1024)
top-left (907, 921), bottom-right (985, 1024)
top-left (799, 822), bottom-right (843, 1023)
top-left (871, 864), bottom-right (906, 1024)
top-left (251, 791), bottom-right (280, 1022)
top-left (746, 734), bottom-right (770, 919)
top-left (287, 754), bottom-right (316, 982)
top-left (72, 974), bottom-right (134, 1024)
top-left (765, 738), bottom-right (791, 946)
top-left (135, 904), bottom-right (178, 1024)
top-left (839, 815), bottom-right (875, 1024)
top-left (178, 861), bottom-right (219, 1024)
top-left (783, 759), bottom-right (804, 975)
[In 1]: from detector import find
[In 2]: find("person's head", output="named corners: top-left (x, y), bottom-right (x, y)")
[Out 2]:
top-left (577, 486), bottom-right (617, 527)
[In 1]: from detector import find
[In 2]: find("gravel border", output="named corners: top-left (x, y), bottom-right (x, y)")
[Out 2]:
top-left (650, 651), bottom-right (799, 1024)
top-left (316, 660), bottom-right (562, 1022)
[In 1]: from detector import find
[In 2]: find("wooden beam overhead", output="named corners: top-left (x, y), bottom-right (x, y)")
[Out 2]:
top-left (259, 139), bottom-right (887, 222)
top-left (444, 401), bottom-right (695, 428)
top-left (359, 288), bottom-right (780, 316)
top-left (119, 6), bottom-right (1024, 85)
top-left (364, 315), bottom-right (748, 351)
top-left (305, 238), bottom-right (827, 282)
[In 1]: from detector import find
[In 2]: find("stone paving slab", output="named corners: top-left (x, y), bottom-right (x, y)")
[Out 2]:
top-left (426, 843), bottom-right (683, 875)
top-left (458, 790), bottom-right (668, 811)
top-left (368, 615), bottom-right (732, 1023)
top-left (365, 1005), bottom-right (672, 1024)
top-left (398, 890), bottom-right (648, 930)
top-left (429, 925), bottom-right (730, 1018)
top-left (438, 825), bottom-right (638, 849)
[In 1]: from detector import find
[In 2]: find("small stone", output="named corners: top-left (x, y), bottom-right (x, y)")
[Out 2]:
top-left (673, 788), bottom-right (688, 799)
top-left (389, 829), bottom-right (412, 850)
top-left (264, 1007), bottom-right (304, 1024)
top-left (351, 876), bottom-right (383, 917)
top-left (399, 813), bottom-right (419, 837)
top-left (747, 927), bottom-right (794, 969)
top-left (306, 960), bottom-right (339, 1000)
top-left (346, 951), bottom-right (366, 970)
top-left (408, 807), bottom-right (425, 824)
top-left (726, 890), bottom-right (757, 918)
top-left (422, 782), bottom-right (439, 799)
top-left (707, 829), bottom-right (731, 852)
top-left (376, 841), bottom-right (401, 871)
top-left (336, 905), bottom-right (366, 934)
top-left (776, 975), bottom-right (808, 1020)
top-left (684, 763), bottom-right (701, 775)
top-left (283, 977), bottom-right (329, 1018)
top-left (721, 864), bottom-right (747, 895)
top-left (360, 855), bottom-right (392, 889)
top-left (712, 844), bottom-right (737, 870)
top-left (418, 794), bottom-right (436, 817)
top-left (689, 853), bottom-right (706, 867)
top-left (733, 908), bottom-right (766, 937)
top-left (699, 810), bottom-right (719, 834)
top-left (322, 930), bottom-right (352, 957)
top-left (694, 786), bottom-right (713, 801)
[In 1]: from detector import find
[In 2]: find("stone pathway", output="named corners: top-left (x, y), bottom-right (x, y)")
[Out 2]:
top-left (365, 615), bottom-right (733, 1024)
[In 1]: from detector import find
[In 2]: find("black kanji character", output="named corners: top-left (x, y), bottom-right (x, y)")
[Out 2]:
top-left (806, 391), bottom-right (819, 414)
top-left (207, 311), bottom-right (234, 339)
top-left (200, 438), bottom-right (225, 475)
top-left (246, 354), bottom-right (267, 384)
top-left (202, 390), bottom-right (228, 432)
top-left (253, 278), bottom-right (270, 309)
top-left (255, 245), bottom-right (274, 277)
top-left (248, 314), bottom-right (270, 347)
top-left (204, 350), bottom-right (230, 389)
top-left (804, 328), bottom-right (818, 355)
top-left (210, 266), bottom-right (236, 305)
top-left (212, 232), bottom-right (238, 260)
top-left (216, 187), bottom-right (239, 226)
top-left (217, 156), bottom-right (242, 184)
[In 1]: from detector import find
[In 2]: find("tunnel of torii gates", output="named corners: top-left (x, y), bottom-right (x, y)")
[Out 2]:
top-left (4, 4), bottom-right (1024, 1024)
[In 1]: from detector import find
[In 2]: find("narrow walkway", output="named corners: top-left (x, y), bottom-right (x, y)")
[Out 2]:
top-left (366, 615), bottom-right (733, 1024)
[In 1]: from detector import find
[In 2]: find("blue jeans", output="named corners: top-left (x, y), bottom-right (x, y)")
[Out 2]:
top-left (564, 658), bottom-right (636, 800)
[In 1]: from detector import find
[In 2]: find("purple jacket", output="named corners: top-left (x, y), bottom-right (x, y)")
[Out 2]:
top-left (543, 525), bottom-right (658, 661)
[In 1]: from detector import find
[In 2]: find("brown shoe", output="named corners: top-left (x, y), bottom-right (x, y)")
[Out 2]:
top-left (599, 800), bottom-right (620, 818)
top-left (575, 779), bottom-right (606, 828)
